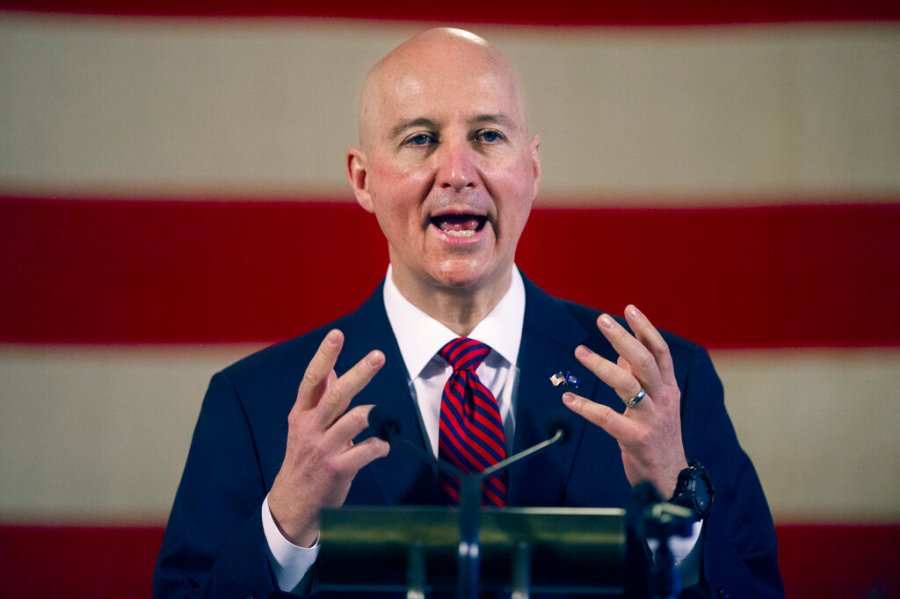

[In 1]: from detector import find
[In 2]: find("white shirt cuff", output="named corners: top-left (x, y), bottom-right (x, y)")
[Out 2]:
top-left (647, 519), bottom-right (703, 566)
top-left (261, 494), bottom-right (320, 592)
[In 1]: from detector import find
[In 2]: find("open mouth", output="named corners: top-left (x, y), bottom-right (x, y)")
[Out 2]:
top-left (430, 214), bottom-right (488, 238)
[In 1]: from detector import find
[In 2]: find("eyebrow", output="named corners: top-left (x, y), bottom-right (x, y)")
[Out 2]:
top-left (472, 112), bottom-right (519, 131)
top-left (390, 118), bottom-right (438, 139)
top-left (390, 113), bottom-right (519, 139)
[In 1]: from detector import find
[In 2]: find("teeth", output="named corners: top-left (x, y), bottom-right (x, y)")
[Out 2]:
top-left (445, 229), bottom-right (476, 238)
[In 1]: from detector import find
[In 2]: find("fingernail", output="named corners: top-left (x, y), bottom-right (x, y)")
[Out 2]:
top-left (562, 392), bottom-right (576, 405)
top-left (627, 305), bottom-right (642, 319)
top-left (326, 329), bottom-right (341, 344)
top-left (366, 351), bottom-right (385, 368)
top-left (575, 344), bottom-right (590, 359)
top-left (599, 314), bottom-right (614, 329)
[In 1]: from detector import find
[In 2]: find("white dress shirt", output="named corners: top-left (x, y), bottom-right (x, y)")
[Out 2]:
top-left (382, 265), bottom-right (525, 458)
top-left (262, 265), bottom-right (699, 592)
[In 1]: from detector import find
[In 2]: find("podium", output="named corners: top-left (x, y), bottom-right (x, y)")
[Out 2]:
top-left (317, 506), bottom-right (626, 596)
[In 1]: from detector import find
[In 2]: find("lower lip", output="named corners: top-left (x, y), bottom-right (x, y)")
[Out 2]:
top-left (430, 224), bottom-right (488, 244)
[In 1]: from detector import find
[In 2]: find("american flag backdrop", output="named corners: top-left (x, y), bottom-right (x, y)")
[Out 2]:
top-left (1, 2), bottom-right (899, 596)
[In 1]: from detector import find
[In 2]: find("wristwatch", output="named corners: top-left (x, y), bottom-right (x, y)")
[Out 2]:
top-left (670, 460), bottom-right (714, 520)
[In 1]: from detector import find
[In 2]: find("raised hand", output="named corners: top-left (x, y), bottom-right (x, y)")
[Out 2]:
top-left (562, 305), bottom-right (688, 498)
top-left (267, 329), bottom-right (390, 546)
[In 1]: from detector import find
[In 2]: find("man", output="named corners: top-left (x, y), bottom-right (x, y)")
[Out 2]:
top-left (154, 28), bottom-right (782, 598)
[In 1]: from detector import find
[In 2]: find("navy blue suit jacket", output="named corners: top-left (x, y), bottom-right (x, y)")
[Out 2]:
top-left (154, 276), bottom-right (782, 598)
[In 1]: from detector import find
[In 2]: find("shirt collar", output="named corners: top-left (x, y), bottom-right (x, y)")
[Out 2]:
top-left (383, 265), bottom-right (526, 380)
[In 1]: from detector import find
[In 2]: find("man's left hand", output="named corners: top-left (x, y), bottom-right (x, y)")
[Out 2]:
top-left (562, 304), bottom-right (688, 499)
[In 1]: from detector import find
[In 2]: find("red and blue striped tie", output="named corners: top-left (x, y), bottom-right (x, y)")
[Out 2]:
top-left (438, 337), bottom-right (508, 508)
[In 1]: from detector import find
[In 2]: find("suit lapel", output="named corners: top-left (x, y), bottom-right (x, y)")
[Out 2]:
top-left (339, 285), bottom-right (443, 506)
top-left (507, 277), bottom-right (597, 506)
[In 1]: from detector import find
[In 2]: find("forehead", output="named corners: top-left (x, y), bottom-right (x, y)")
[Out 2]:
top-left (363, 41), bottom-right (527, 139)
top-left (394, 69), bottom-right (520, 115)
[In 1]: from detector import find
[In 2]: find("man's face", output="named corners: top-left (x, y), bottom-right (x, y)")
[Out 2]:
top-left (348, 34), bottom-right (541, 299)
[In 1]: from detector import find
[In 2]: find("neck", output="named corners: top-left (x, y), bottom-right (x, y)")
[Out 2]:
top-left (390, 267), bottom-right (512, 337)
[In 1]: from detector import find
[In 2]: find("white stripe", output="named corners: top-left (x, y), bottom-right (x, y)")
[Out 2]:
top-left (714, 348), bottom-right (900, 522)
top-left (0, 343), bottom-right (262, 523)
top-left (1, 344), bottom-right (898, 522)
top-left (1, 15), bottom-right (898, 203)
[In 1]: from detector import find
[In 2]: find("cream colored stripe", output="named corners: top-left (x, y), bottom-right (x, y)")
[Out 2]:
top-left (1, 344), bottom-right (898, 522)
top-left (0, 343), bottom-right (263, 523)
top-left (1, 15), bottom-right (898, 204)
top-left (714, 349), bottom-right (900, 522)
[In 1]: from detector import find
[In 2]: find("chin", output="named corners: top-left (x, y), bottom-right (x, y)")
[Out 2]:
top-left (432, 259), bottom-right (503, 291)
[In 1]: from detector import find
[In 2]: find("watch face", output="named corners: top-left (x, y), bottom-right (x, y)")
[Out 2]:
top-left (696, 491), bottom-right (710, 514)
top-left (677, 463), bottom-right (713, 519)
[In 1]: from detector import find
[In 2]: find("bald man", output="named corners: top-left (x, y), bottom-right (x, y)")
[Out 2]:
top-left (154, 29), bottom-right (782, 598)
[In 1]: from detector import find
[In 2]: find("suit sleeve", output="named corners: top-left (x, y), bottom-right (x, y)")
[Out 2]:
top-left (153, 371), bottom-right (280, 598)
top-left (680, 346), bottom-right (784, 599)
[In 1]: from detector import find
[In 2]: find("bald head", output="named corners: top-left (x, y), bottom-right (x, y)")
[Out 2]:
top-left (345, 27), bottom-right (541, 317)
top-left (357, 28), bottom-right (528, 149)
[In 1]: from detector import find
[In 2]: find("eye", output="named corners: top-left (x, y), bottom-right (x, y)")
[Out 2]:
top-left (475, 129), bottom-right (505, 144)
top-left (404, 132), bottom-right (437, 146)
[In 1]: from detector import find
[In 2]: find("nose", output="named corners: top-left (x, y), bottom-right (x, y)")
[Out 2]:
top-left (436, 139), bottom-right (477, 192)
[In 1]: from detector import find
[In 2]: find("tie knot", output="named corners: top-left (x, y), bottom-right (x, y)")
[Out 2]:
top-left (439, 337), bottom-right (491, 372)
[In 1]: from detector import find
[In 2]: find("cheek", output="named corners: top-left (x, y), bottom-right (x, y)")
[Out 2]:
top-left (369, 161), bottom-right (430, 206)
top-left (497, 166), bottom-right (536, 229)
top-left (369, 188), bottom-right (423, 241)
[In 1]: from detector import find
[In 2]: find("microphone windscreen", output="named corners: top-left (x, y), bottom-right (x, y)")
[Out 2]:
top-left (543, 408), bottom-right (576, 444)
top-left (367, 405), bottom-right (401, 440)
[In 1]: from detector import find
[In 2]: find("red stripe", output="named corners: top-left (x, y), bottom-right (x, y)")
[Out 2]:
top-left (0, 197), bottom-right (388, 344)
top-left (437, 470), bottom-right (506, 508)
top-left (440, 413), bottom-right (496, 470)
top-left (778, 523), bottom-right (900, 596)
top-left (468, 422), bottom-right (505, 462)
top-left (443, 338), bottom-right (488, 371)
top-left (2, 0), bottom-right (898, 24)
top-left (0, 524), bottom-right (165, 599)
top-left (444, 374), bottom-right (506, 459)
top-left (1, 523), bottom-right (897, 596)
top-left (439, 478), bottom-right (460, 503)
top-left (471, 399), bottom-right (507, 451)
top-left (481, 479), bottom-right (507, 507)
top-left (439, 416), bottom-right (491, 471)
top-left (2, 196), bottom-right (898, 348)
top-left (446, 378), bottom-right (475, 418)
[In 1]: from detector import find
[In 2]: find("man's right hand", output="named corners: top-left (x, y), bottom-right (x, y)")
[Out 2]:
top-left (267, 329), bottom-right (390, 547)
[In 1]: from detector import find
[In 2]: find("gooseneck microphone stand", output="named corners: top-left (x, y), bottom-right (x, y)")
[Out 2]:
top-left (456, 431), bottom-right (566, 599)
top-left (632, 482), bottom-right (697, 599)
top-left (371, 408), bottom-right (566, 599)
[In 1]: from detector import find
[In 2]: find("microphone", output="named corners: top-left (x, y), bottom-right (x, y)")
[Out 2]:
top-left (543, 407), bottom-right (575, 444)
top-left (367, 404), bottom-right (574, 599)
top-left (482, 407), bottom-right (573, 477)
top-left (366, 404), bottom-right (402, 440)
top-left (368, 405), bottom-right (573, 479)
top-left (368, 406), bottom-right (464, 478)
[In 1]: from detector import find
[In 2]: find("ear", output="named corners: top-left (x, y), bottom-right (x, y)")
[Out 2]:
top-left (347, 147), bottom-right (374, 213)
top-left (529, 135), bottom-right (542, 198)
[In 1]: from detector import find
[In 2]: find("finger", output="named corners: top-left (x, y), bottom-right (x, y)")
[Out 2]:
top-left (295, 329), bottom-right (344, 413)
top-left (320, 404), bottom-right (380, 453)
top-left (574, 345), bottom-right (646, 405)
top-left (597, 313), bottom-right (664, 395)
top-left (562, 391), bottom-right (638, 442)
top-left (624, 305), bottom-right (677, 387)
top-left (335, 436), bottom-right (391, 474)
top-left (312, 350), bottom-right (385, 429)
